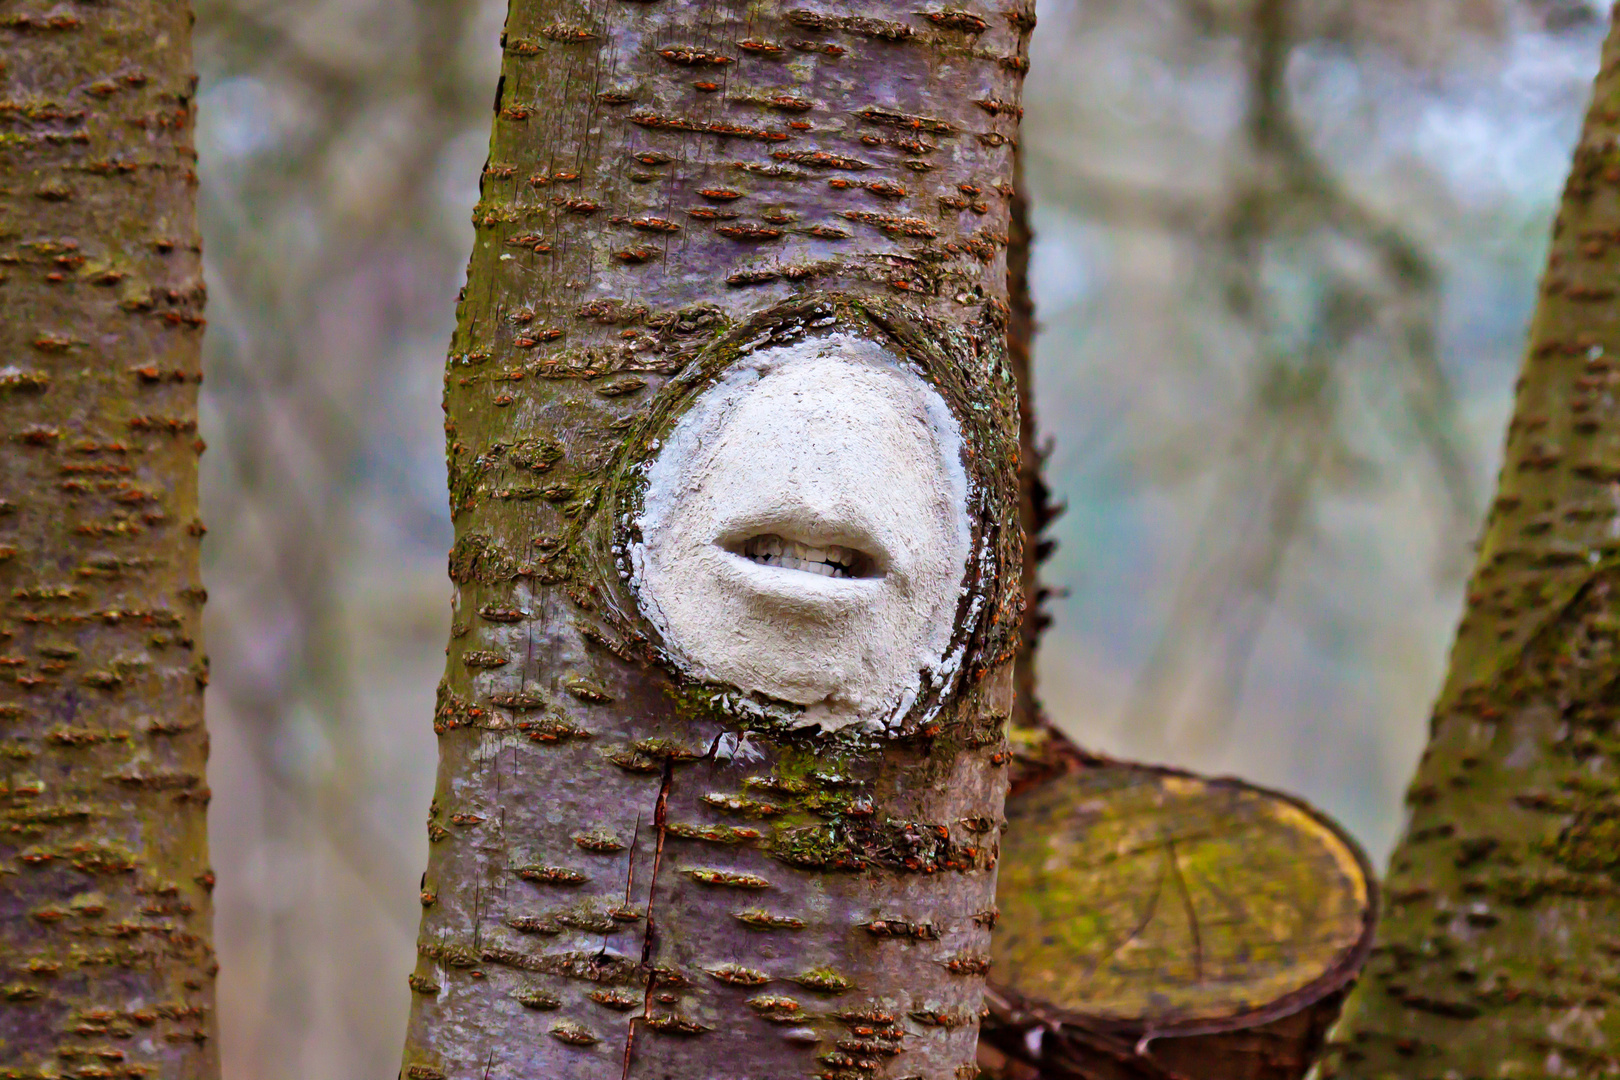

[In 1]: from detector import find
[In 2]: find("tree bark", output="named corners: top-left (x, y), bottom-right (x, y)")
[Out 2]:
top-left (0, 3), bottom-right (216, 1079)
top-left (400, 3), bottom-right (1032, 1079)
top-left (1324, 10), bottom-right (1620, 1078)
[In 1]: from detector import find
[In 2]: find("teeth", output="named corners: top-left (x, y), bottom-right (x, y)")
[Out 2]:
top-left (737, 535), bottom-right (868, 578)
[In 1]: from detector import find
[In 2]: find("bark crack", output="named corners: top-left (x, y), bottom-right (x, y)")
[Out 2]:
top-left (622, 761), bottom-right (674, 1080)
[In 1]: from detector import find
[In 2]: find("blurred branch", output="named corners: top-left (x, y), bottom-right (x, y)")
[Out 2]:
top-left (1123, 0), bottom-right (1477, 747)
top-left (196, 3), bottom-right (366, 100)
top-left (1024, 150), bottom-right (1219, 233)
top-left (196, 1), bottom-right (497, 1072)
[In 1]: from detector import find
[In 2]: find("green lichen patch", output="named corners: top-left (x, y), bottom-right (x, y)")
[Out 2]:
top-left (561, 674), bottom-right (612, 703)
top-left (590, 989), bottom-right (640, 1010)
top-left (769, 825), bottom-right (869, 872)
top-left (490, 691), bottom-right (548, 710)
top-left (557, 910), bottom-right (621, 934)
top-left (768, 817), bottom-right (985, 875)
top-left (665, 822), bottom-right (763, 844)
top-left (745, 774), bottom-right (812, 797)
top-left (646, 1014), bottom-right (712, 1036)
top-left (793, 968), bottom-right (855, 994)
top-left (607, 749), bottom-right (662, 774)
top-left (549, 1021), bottom-right (599, 1046)
top-left (447, 533), bottom-right (521, 584)
top-left (633, 737), bottom-right (705, 760)
top-left (861, 918), bottom-right (939, 940)
top-left (732, 908), bottom-right (804, 930)
top-left (517, 715), bottom-right (592, 743)
top-left (685, 868), bottom-right (771, 889)
top-left (510, 435), bottom-right (564, 472)
top-left (705, 964), bottom-right (772, 986)
top-left (512, 865), bottom-right (587, 885)
top-left (572, 831), bottom-right (625, 853)
top-left (798, 790), bottom-right (875, 818)
top-left (907, 1007), bottom-right (971, 1028)
top-left (1554, 807), bottom-right (1620, 877)
top-left (701, 792), bottom-right (784, 816)
top-left (747, 994), bottom-right (804, 1019)
top-left (510, 985), bottom-right (562, 1010)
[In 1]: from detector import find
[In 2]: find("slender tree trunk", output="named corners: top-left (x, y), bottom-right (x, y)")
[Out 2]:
top-left (1325, 11), bottom-right (1620, 1077)
top-left (1008, 156), bottom-right (1056, 740)
top-left (401, 2), bottom-right (1032, 1078)
top-left (0, 3), bottom-right (216, 1078)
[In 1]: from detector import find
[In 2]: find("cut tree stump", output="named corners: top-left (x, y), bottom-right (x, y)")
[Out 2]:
top-left (980, 729), bottom-right (1377, 1080)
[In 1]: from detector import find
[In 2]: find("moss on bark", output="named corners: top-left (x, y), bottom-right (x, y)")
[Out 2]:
top-left (1325, 11), bottom-right (1620, 1079)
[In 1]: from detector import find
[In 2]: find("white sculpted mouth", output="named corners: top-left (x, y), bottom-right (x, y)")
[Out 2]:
top-left (630, 335), bottom-right (972, 728)
top-left (730, 534), bottom-right (879, 579)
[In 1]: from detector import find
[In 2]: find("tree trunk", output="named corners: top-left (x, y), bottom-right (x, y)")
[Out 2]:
top-left (0, 3), bottom-right (216, 1079)
top-left (400, 2), bottom-right (1032, 1079)
top-left (1324, 10), bottom-right (1620, 1078)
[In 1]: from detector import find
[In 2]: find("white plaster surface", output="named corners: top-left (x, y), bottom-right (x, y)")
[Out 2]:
top-left (630, 335), bottom-right (972, 730)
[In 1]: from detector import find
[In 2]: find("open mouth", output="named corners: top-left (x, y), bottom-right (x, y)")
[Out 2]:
top-left (730, 534), bottom-right (880, 579)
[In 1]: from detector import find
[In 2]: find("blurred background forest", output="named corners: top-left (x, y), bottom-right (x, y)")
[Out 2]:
top-left (189, 0), bottom-right (1609, 1075)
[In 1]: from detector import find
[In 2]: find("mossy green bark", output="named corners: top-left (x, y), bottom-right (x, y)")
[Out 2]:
top-left (401, 2), bottom-right (1032, 1078)
top-left (1324, 12), bottom-right (1620, 1079)
top-left (0, 3), bottom-right (216, 1079)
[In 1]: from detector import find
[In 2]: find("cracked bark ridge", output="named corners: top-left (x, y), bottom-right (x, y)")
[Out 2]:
top-left (1326, 11), bottom-right (1620, 1079)
top-left (0, 2), bottom-right (217, 1079)
top-left (403, 0), bottom-right (1031, 1078)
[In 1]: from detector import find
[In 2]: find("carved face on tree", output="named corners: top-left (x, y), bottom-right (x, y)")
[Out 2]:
top-left (630, 334), bottom-right (972, 730)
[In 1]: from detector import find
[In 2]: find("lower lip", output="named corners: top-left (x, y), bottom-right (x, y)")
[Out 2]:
top-left (718, 552), bottom-right (880, 591)
top-left (741, 554), bottom-right (854, 578)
